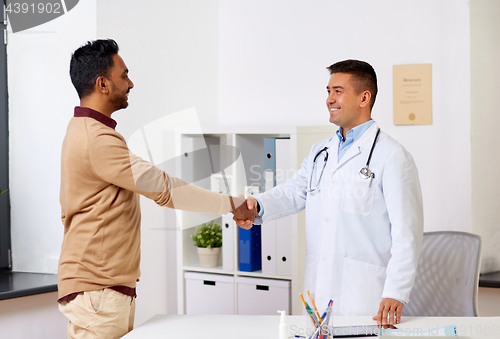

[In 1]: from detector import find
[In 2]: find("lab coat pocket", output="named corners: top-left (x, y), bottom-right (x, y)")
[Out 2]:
top-left (339, 257), bottom-right (386, 316)
top-left (340, 172), bottom-right (376, 216)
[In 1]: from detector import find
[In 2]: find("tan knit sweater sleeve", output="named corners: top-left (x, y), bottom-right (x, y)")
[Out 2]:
top-left (87, 121), bottom-right (232, 215)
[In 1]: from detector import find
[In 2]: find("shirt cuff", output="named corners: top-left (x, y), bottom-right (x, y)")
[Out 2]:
top-left (254, 196), bottom-right (264, 217)
top-left (252, 196), bottom-right (264, 225)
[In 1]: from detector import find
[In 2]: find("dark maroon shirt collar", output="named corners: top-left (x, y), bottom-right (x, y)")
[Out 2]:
top-left (74, 107), bottom-right (117, 130)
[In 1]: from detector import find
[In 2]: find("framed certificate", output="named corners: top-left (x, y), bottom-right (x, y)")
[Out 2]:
top-left (393, 64), bottom-right (432, 125)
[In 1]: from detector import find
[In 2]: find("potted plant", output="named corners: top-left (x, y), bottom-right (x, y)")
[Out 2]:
top-left (191, 220), bottom-right (222, 268)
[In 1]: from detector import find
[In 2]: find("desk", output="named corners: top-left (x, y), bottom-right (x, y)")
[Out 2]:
top-left (123, 315), bottom-right (500, 338)
top-left (0, 269), bottom-right (57, 301)
top-left (479, 271), bottom-right (500, 288)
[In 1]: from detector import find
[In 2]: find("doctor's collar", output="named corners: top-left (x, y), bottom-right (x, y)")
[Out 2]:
top-left (336, 119), bottom-right (375, 143)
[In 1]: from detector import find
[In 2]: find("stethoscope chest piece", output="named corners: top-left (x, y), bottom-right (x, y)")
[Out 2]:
top-left (359, 127), bottom-right (381, 185)
top-left (359, 166), bottom-right (373, 179)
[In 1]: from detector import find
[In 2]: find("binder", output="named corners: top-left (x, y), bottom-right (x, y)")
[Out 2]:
top-left (261, 219), bottom-right (277, 275)
top-left (263, 138), bottom-right (276, 188)
top-left (276, 215), bottom-right (292, 275)
top-left (275, 138), bottom-right (292, 276)
top-left (261, 137), bottom-right (292, 276)
top-left (262, 138), bottom-right (277, 275)
top-left (221, 214), bottom-right (235, 271)
top-left (239, 225), bottom-right (262, 272)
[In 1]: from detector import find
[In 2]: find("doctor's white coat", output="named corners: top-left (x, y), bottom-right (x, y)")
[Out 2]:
top-left (254, 122), bottom-right (423, 316)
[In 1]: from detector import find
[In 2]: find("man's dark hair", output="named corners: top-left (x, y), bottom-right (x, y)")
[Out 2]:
top-left (327, 59), bottom-right (378, 109)
top-left (70, 39), bottom-right (119, 98)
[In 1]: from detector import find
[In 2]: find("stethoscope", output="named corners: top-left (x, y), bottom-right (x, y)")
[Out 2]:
top-left (359, 128), bottom-right (381, 181)
top-left (307, 128), bottom-right (381, 192)
top-left (307, 146), bottom-right (329, 192)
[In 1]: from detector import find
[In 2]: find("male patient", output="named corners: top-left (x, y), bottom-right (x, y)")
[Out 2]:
top-left (58, 39), bottom-right (257, 339)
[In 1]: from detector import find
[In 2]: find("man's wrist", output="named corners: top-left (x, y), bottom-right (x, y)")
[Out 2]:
top-left (383, 297), bottom-right (406, 305)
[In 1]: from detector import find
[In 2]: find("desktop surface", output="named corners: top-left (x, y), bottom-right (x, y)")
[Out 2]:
top-left (123, 314), bottom-right (500, 338)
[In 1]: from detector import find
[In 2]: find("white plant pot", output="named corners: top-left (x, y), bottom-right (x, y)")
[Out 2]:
top-left (197, 247), bottom-right (221, 268)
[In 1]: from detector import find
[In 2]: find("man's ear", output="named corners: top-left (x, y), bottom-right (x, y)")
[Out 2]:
top-left (359, 90), bottom-right (372, 108)
top-left (95, 76), bottom-right (109, 94)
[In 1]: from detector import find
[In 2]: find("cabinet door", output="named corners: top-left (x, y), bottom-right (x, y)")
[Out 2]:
top-left (237, 276), bottom-right (290, 315)
top-left (185, 272), bottom-right (234, 315)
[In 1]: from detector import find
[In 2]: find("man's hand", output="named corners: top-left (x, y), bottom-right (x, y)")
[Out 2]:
top-left (372, 298), bottom-right (404, 326)
top-left (230, 194), bottom-right (258, 230)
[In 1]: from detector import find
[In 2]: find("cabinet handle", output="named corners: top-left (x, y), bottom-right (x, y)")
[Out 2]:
top-left (203, 280), bottom-right (216, 286)
top-left (256, 285), bottom-right (269, 291)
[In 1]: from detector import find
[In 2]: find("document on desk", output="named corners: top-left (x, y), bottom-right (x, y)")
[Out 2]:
top-left (380, 324), bottom-right (457, 336)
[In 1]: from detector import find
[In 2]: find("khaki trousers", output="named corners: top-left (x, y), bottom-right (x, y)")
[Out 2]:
top-left (59, 288), bottom-right (135, 339)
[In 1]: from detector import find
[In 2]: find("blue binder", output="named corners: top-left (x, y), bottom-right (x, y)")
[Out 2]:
top-left (239, 225), bottom-right (262, 272)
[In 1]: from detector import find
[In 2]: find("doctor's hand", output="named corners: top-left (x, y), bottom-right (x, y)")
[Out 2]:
top-left (233, 195), bottom-right (258, 230)
top-left (230, 195), bottom-right (258, 230)
top-left (372, 298), bottom-right (404, 326)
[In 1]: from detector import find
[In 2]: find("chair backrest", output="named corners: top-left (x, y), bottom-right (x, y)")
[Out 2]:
top-left (402, 231), bottom-right (482, 317)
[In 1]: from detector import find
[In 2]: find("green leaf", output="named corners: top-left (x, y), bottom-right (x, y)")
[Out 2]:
top-left (192, 220), bottom-right (222, 248)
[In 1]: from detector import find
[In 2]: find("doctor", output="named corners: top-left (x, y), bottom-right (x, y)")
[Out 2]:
top-left (236, 60), bottom-right (423, 326)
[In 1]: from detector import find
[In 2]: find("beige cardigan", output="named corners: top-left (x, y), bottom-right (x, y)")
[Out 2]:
top-left (58, 110), bottom-right (231, 299)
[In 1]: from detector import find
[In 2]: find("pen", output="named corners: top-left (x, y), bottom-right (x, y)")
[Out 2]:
top-left (300, 293), bottom-right (320, 327)
top-left (310, 300), bottom-right (333, 339)
top-left (318, 300), bottom-right (333, 339)
top-left (307, 290), bottom-right (323, 323)
top-left (320, 304), bottom-right (330, 323)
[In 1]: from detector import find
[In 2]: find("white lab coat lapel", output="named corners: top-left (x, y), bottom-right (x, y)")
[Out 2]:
top-left (356, 123), bottom-right (379, 153)
top-left (328, 123), bottom-right (379, 178)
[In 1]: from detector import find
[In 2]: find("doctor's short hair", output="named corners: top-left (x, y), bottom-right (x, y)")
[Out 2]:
top-left (70, 39), bottom-right (120, 99)
top-left (327, 59), bottom-right (378, 109)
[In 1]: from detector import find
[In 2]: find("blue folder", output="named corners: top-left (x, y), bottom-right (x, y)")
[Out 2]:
top-left (239, 225), bottom-right (262, 272)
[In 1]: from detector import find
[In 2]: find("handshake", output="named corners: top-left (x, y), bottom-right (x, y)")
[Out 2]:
top-left (229, 195), bottom-right (259, 230)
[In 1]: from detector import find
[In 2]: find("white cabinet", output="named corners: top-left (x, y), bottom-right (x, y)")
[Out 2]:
top-left (236, 276), bottom-right (291, 315)
top-left (175, 125), bottom-right (334, 315)
top-left (185, 272), bottom-right (234, 315)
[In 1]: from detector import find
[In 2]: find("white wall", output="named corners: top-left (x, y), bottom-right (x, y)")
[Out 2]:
top-left (8, 0), bottom-right (96, 273)
top-left (7, 0), bottom-right (480, 332)
top-left (218, 0), bottom-right (471, 233)
top-left (478, 287), bottom-right (500, 316)
top-left (470, 0), bottom-right (500, 273)
top-left (0, 292), bottom-right (67, 339)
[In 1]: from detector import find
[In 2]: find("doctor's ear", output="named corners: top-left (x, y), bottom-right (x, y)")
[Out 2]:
top-left (359, 90), bottom-right (372, 108)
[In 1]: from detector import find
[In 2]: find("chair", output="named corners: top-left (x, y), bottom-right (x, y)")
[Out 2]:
top-left (402, 231), bottom-right (482, 317)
